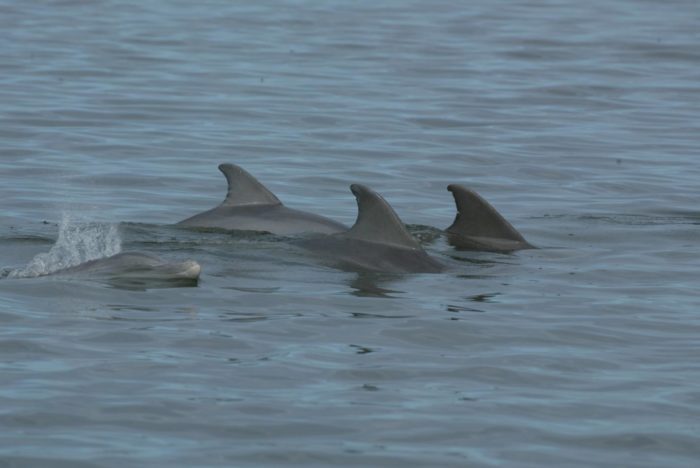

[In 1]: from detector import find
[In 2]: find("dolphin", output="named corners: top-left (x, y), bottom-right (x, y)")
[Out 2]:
top-left (297, 184), bottom-right (443, 273)
top-left (177, 163), bottom-right (347, 235)
top-left (445, 184), bottom-right (533, 252)
top-left (10, 252), bottom-right (203, 288)
top-left (52, 252), bottom-right (201, 278)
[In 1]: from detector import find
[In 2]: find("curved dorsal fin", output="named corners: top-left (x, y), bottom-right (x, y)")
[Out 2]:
top-left (446, 184), bottom-right (527, 242)
top-left (218, 163), bottom-right (282, 207)
top-left (344, 184), bottom-right (420, 249)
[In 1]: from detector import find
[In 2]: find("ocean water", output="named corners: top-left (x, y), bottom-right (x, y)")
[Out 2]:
top-left (1, 0), bottom-right (699, 466)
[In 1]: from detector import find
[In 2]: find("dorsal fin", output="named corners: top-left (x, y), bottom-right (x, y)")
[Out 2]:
top-left (446, 184), bottom-right (527, 242)
top-left (218, 163), bottom-right (281, 207)
top-left (344, 184), bottom-right (421, 249)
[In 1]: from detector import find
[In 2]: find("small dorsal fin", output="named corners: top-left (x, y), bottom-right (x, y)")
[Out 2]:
top-left (218, 163), bottom-right (282, 207)
top-left (446, 184), bottom-right (527, 242)
top-left (344, 184), bottom-right (420, 249)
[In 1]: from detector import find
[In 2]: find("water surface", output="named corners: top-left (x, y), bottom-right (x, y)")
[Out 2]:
top-left (1, 0), bottom-right (699, 466)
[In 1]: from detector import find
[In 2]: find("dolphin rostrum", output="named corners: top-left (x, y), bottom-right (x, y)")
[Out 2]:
top-left (445, 184), bottom-right (533, 252)
top-left (177, 163), bottom-right (347, 235)
top-left (297, 184), bottom-right (443, 273)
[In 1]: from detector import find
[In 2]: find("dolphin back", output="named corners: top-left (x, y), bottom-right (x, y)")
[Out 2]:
top-left (177, 163), bottom-right (347, 234)
top-left (296, 184), bottom-right (443, 273)
top-left (56, 252), bottom-right (201, 280)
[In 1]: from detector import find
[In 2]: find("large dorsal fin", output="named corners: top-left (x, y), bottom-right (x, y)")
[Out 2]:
top-left (218, 163), bottom-right (282, 207)
top-left (343, 184), bottom-right (421, 249)
top-left (446, 184), bottom-right (527, 242)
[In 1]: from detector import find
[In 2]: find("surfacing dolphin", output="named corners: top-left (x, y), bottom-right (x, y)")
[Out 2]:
top-left (297, 184), bottom-right (443, 273)
top-left (54, 252), bottom-right (200, 278)
top-left (23, 252), bottom-right (202, 289)
top-left (177, 163), bottom-right (347, 235)
top-left (445, 184), bottom-right (533, 252)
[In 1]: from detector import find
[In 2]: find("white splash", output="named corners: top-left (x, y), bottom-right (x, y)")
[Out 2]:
top-left (9, 213), bottom-right (122, 278)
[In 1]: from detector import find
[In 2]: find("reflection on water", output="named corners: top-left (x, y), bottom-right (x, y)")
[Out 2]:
top-left (446, 304), bottom-right (485, 313)
top-left (103, 275), bottom-right (200, 291)
top-left (348, 272), bottom-right (405, 298)
top-left (468, 292), bottom-right (501, 303)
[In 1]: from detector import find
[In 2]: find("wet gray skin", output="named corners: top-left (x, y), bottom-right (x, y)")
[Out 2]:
top-left (50, 252), bottom-right (201, 281)
top-left (177, 163), bottom-right (348, 235)
top-left (445, 184), bottom-right (534, 252)
top-left (297, 184), bottom-right (444, 274)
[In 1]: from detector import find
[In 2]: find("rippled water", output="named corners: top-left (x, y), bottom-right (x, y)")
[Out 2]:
top-left (1, 0), bottom-right (699, 466)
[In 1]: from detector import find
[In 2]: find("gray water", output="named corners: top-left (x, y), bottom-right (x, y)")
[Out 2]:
top-left (1, 0), bottom-right (699, 466)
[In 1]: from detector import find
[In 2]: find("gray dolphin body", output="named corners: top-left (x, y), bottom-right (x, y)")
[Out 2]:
top-left (50, 252), bottom-right (201, 282)
top-left (297, 184), bottom-right (443, 273)
top-left (177, 163), bottom-right (347, 235)
top-left (445, 184), bottom-right (533, 252)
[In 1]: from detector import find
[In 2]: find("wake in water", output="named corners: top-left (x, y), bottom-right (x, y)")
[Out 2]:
top-left (8, 214), bottom-right (122, 278)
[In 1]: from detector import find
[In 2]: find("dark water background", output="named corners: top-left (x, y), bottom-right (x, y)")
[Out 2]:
top-left (1, 0), bottom-right (699, 466)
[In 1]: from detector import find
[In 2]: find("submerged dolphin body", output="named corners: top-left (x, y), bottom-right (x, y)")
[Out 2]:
top-left (177, 163), bottom-right (347, 235)
top-left (47, 252), bottom-right (201, 286)
top-left (445, 184), bottom-right (533, 252)
top-left (297, 184), bottom-right (443, 273)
